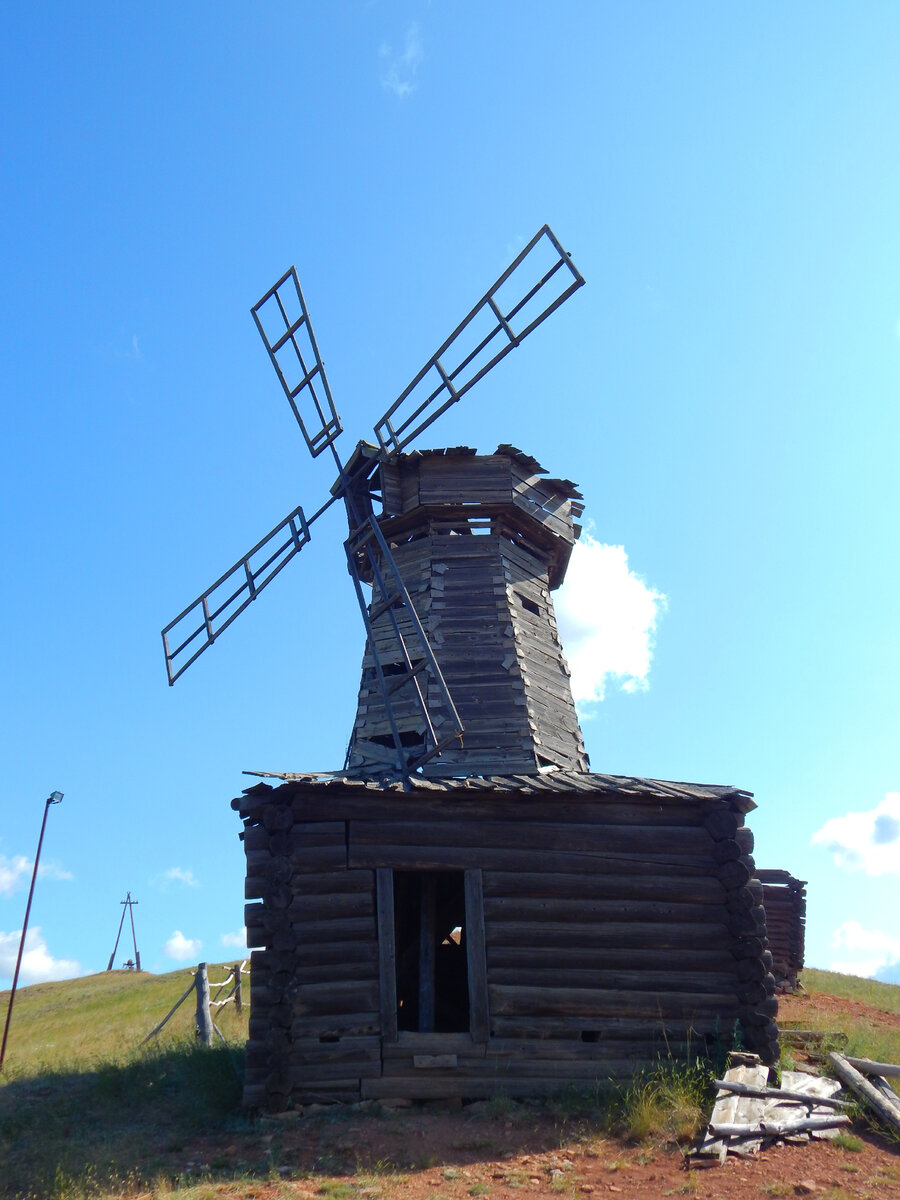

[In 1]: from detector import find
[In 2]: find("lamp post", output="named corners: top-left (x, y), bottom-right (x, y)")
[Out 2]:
top-left (0, 790), bottom-right (64, 1072)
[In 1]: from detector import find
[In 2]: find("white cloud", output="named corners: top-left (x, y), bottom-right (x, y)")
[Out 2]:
top-left (0, 855), bottom-right (31, 896)
top-left (221, 928), bottom-right (247, 949)
top-left (811, 792), bottom-right (900, 876)
top-left (157, 867), bottom-right (199, 888)
top-left (555, 534), bottom-right (666, 710)
top-left (164, 930), bottom-right (202, 961)
top-left (379, 23), bottom-right (423, 97)
top-left (38, 862), bottom-right (74, 882)
top-left (0, 854), bottom-right (73, 895)
top-left (828, 919), bottom-right (900, 979)
top-left (0, 926), bottom-right (81, 985)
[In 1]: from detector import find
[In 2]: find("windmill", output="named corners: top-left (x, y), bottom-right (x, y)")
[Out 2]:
top-left (162, 226), bottom-right (587, 779)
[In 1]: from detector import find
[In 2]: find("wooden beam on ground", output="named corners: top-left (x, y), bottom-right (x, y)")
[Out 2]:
top-left (828, 1052), bottom-right (900, 1136)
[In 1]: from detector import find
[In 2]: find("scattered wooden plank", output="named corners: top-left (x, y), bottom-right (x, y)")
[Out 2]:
top-left (828, 1052), bottom-right (900, 1136)
top-left (711, 1080), bottom-right (850, 1109)
top-left (710, 1115), bottom-right (849, 1136)
top-left (867, 1074), bottom-right (900, 1114)
top-left (844, 1056), bottom-right (900, 1080)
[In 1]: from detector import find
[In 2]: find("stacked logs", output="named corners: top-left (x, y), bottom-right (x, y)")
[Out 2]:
top-left (234, 773), bottom-right (779, 1111)
top-left (756, 870), bottom-right (806, 990)
top-left (709, 816), bottom-right (780, 1065)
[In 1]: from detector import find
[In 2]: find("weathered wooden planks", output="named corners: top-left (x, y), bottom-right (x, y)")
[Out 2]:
top-left (234, 770), bottom-right (775, 1112)
top-left (346, 447), bottom-right (587, 776)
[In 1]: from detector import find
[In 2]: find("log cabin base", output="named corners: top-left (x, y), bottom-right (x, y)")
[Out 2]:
top-left (234, 770), bottom-right (780, 1112)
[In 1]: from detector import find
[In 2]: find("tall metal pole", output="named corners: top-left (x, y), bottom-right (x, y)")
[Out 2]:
top-left (0, 791), bottom-right (63, 1072)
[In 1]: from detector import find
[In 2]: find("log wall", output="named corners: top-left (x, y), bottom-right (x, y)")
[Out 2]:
top-left (757, 869), bottom-right (806, 989)
top-left (235, 775), bottom-right (777, 1111)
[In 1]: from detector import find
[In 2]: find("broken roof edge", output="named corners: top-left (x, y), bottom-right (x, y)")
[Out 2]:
top-left (235, 767), bottom-right (756, 813)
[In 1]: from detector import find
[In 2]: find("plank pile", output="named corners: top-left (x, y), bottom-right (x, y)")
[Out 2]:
top-left (694, 1052), bottom-right (849, 1163)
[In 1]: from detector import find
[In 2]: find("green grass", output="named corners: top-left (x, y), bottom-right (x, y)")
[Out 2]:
top-left (788, 968), bottom-right (900, 1070)
top-left (604, 1060), bottom-right (712, 1147)
top-left (800, 969), bottom-right (900, 1015)
top-left (0, 965), bottom-right (249, 1199)
top-left (0, 964), bottom-right (247, 1073)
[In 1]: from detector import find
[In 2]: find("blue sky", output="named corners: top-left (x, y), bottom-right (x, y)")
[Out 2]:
top-left (2, 4), bottom-right (899, 994)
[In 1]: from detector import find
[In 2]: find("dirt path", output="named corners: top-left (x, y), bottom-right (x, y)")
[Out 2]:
top-left (180, 989), bottom-right (900, 1200)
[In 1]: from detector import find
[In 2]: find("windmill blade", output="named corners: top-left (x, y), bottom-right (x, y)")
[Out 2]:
top-left (373, 225), bottom-right (584, 457)
top-left (251, 267), bottom-right (343, 458)
top-left (162, 500), bottom-right (329, 684)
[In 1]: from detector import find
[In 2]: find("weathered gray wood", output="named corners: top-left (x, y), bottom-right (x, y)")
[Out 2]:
top-left (844, 1056), bottom-right (900, 1080)
top-left (484, 896), bottom-right (722, 923)
top-left (282, 791), bottom-right (723, 829)
top-left (287, 869), bottom-right (373, 894)
top-left (292, 1010), bottom-right (380, 1038)
top-left (290, 939), bottom-right (378, 968)
top-left (290, 1036), bottom-right (381, 1065)
top-left (195, 962), bottom-right (213, 1047)
top-left (486, 1036), bottom-right (697, 1060)
top-left (489, 944), bottom-right (735, 973)
top-left (293, 980), bottom-right (380, 1016)
top-left (351, 819), bottom-right (713, 856)
top-left (383, 1032), bottom-right (485, 1057)
top-left (695, 1063), bottom-right (769, 1161)
top-left (464, 869), bottom-right (489, 1043)
top-left (141, 977), bottom-right (196, 1045)
top-left (364, 1060), bottom-right (639, 1100)
top-left (487, 920), bottom-right (732, 951)
top-left (489, 1013), bottom-right (728, 1039)
top-left (288, 890), bottom-right (374, 920)
top-left (868, 1074), bottom-right (900, 1113)
top-left (489, 984), bottom-right (739, 1018)
top-left (350, 841), bottom-right (718, 875)
top-left (414, 1053), bottom-right (458, 1069)
top-left (483, 869), bottom-right (725, 903)
top-left (829, 1052), bottom-right (900, 1135)
top-left (490, 967), bottom-right (739, 992)
top-left (293, 1060), bottom-right (383, 1081)
top-left (288, 916), bottom-right (375, 943)
top-left (376, 868), bottom-right (397, 1043)
top-left (712, 1080), bottom-right (850, 1108)
top-left (710, 1115), bottom-right (849, 1136)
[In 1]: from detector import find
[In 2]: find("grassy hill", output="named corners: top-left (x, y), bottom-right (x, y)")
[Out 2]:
top-left (0, 962), bottom-right (247, 1073)
top-left (0, 964), bottom-right (248, 1199)
top-left (1, 966), bottom-right (899, 1200)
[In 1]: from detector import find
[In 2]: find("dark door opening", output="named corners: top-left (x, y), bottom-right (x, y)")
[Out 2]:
top-left (393, 870), bottom-right (470, 1033)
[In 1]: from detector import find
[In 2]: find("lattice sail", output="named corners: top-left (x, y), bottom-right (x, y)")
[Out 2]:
top-left (373, 226), bottom-right (584, 456)
top-left (252, 267), bottom-right (342, 458)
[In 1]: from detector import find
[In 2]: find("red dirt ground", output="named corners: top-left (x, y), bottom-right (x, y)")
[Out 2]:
top-left (183, 990), bottom-right (900, 1200)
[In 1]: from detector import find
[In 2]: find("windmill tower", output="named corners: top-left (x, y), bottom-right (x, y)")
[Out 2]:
top-left (162, 226), bottom-right (587, 779)
top-left (346, 444), bottom-right (589, 777)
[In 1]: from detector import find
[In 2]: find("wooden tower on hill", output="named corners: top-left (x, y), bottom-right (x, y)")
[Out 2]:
top-left (163, 228), bottom-right (781, 1112)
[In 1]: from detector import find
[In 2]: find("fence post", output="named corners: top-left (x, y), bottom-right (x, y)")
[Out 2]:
top-left (195, 962), bottom-right (213, 1047)
top-left (233, 964), bottom-right (242, 1014)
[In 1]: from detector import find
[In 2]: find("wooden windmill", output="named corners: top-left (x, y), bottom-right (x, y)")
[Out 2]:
top-left (162, 227), bottom-right (588, 778)
top-left (161, 227), bottom-right (781, 1111)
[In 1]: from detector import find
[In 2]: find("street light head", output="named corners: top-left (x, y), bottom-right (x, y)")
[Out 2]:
top-left (47, 791), bottom-right (63, 804)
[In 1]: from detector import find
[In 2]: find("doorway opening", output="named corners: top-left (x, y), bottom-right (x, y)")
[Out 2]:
top-left (393, 870), bottom-right (470, 1033)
